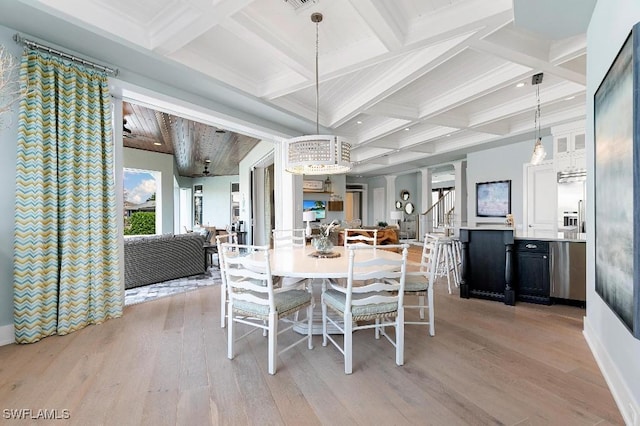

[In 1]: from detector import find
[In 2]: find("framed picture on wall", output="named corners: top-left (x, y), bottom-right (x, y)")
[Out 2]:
top-left (476, 180), bottom-right (511, 217)
top-left (594, 22), bottom-right (640, 339)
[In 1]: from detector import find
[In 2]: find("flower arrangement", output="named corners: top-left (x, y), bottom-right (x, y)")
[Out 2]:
top-left (319, 219), bottom-right (339, 236)
top-left (313, 220), bottom-right (338, 253)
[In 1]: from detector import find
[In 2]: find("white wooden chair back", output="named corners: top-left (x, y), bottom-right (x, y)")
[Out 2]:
top-left (327, 244), bottom-right (408, 313)
top-left (343, 228), bottom-right (378, 248)
top-left (221, 243), bottom-right (275, 310)
top-left (272, 229), bottom-right (306, 249)
top-left (215, 232), bottom-right (238, 328)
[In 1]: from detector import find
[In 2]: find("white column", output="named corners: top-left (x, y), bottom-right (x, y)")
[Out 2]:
top-left (274, 140), bottom-right (300, 231)
top-left (384, 175), bottom-right (397, 224)
top-left (419, 168), bottom-right (433, 239)
top-left (453, 160), bottom-right (467, 232)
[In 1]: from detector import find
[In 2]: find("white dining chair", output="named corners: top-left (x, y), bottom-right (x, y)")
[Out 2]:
top-left (216, 232), bottom-right (237, 328)
top-left (343, 228), bottom-right (378, 248)
top-left (404, 234), bottom-right (439, 336)
top-left (321, 243), bottom-right (408, 374)
top-left (221, 243), bottom-right (314, 375)
top-left (272, 229), bottom-right (306, 249)
top-left (271, 228), bottom-right (308, 290)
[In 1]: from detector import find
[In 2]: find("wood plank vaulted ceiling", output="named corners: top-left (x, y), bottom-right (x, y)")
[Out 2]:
top-left (0, 0), bottom-right (594, 177)
top-left (122, 102), bottom-right (260, 177)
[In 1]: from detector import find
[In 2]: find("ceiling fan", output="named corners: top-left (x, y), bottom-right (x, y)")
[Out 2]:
top-left (193, 159), bottom-right (212, 177)
top-left (121, 101), bottom-right (163, 144)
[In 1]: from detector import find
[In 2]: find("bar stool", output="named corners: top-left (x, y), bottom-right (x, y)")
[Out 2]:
top-left (428, 234), bottom-right (458, 294)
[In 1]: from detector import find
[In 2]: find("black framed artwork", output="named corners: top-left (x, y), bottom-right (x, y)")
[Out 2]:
top-left (476, 180), bottom-right (511, 218)
top-left (594, 22), bottom-right (640, 339)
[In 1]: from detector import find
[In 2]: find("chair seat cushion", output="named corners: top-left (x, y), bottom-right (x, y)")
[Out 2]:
top-left (404, 275), bottom-right (428, 292)
top-left (232, 289), bottom-right (311, 319)
top-left (323, 289), bottom-right (397, 317)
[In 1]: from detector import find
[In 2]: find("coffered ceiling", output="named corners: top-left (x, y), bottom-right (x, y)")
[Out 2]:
top-left (0, 0), bottom-right (595, 177)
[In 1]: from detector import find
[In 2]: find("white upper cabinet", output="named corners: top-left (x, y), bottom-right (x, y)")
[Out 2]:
top-left (553, 121), bottom-right (586, 171)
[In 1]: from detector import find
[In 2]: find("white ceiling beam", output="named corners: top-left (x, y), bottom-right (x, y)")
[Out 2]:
top-left (224, 11), bottom-right (314, 81)
top-left (470, 39), bottom-right (586, 85)
top-left (405, 0), bottom-right (513, 45)
top-left (508, 104), bottom-right (585, 135)
top-left (346, 0), bottom-right (404, 51)
top-left (421, 113), bottom-right (470, 130)
top-left (467, 83), bottom-right (584, 126)
top-left (168, 48), bottom-right (260, 95)
top-left (328, 34), bottom-right (474, 128)
top-left (407, 144), bottom-right (436, 154)
top-left (28, 0), bottom-right (152, 48)
top-left (365, 102), bottom-right (420, 120)
top-left (417, 63), bottom-right (531, 119)
top-left (355, 119), bottom-right (411, 147)
top-left (549, 34), bottom-right (586, 65)
top-left (151, 0), bottom-right (257, 55)
top-left (367, 139), bottom-right (401, 149)
top-left (470, 121), bottom-right (511, 136)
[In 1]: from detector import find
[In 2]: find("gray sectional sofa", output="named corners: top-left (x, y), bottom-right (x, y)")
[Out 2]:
top-left (124, 233), bottom-right (206, 289)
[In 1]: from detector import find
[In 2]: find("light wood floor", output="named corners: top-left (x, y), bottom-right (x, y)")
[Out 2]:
top-left (0, 248), bottom-right (623, 425)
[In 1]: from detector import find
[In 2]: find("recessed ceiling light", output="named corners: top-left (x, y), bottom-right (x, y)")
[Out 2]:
top-left (516, 82), bottom-right (525, 88)
top-left (446, 134), bottom-right (451, 137)
top-left (356, 120), bottom-right (362, 124)
top-left (404, 127), bottom-right (410, 131)
top-left (565, 96), bottom-right (575, 100)
top-left (153, 142), bottom-right (162, 146)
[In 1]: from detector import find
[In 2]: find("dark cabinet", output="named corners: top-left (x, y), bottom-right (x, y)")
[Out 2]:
top-left (515, 240), bottom-right (550, 304)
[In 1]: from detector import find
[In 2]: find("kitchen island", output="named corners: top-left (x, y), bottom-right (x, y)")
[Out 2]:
top-left (458, 227), bottom-right (586, 306)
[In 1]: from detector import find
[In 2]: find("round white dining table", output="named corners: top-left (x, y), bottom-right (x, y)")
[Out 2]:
top-left (253, 245), bottom-right (404, 279)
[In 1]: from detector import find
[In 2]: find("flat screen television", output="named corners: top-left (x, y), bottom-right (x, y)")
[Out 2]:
top-left (303, 200), bottom-right (326, 220)
top-left (476, 180), bottom-right (511, 217)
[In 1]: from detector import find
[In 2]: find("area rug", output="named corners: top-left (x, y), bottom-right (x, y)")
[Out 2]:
top-left (124, 268), bottom-right (222, 306)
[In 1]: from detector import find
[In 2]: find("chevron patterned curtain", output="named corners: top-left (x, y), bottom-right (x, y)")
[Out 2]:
top-left (13, 49), bottom-right (122, 344)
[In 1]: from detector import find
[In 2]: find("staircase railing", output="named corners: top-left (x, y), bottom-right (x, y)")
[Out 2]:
top-left (419, 190), bottom-right (455, 236)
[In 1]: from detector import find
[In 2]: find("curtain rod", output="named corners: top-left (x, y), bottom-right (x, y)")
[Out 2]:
top-left (13, 33), bottom-right (119, 76)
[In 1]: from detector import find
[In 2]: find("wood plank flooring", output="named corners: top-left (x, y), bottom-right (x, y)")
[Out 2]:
top-left (0, 246), bottom-right (623, 425)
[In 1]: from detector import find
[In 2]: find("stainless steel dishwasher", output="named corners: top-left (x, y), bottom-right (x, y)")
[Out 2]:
top-left (549, 241), bottom-right (586, 302)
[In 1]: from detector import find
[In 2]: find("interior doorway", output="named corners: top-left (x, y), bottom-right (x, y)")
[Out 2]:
top-left (251, 153), bottom-right (275, 246)
top-left (345, 191), bottom-right (361, 222)
top-left (346, 184), bottom-right (368, 225)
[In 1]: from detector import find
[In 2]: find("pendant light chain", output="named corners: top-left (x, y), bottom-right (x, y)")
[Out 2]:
top-left (315, 15), bottom-right (320, 135)
top-left (535, 84), bottom-right (541, 140)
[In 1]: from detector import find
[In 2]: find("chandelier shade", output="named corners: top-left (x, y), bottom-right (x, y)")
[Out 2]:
top-left (286, 135), bottom-right (351, 175)
top-left (285, 12), bottom-right (352, 175)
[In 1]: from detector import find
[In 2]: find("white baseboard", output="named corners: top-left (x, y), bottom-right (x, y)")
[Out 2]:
top-left (0, 324), bottom-right (14, 346)
top-left (583, 319), bottom-right (639, 425)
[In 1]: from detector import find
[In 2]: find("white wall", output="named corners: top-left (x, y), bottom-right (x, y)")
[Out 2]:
top-left (466, 135), bottom-right (553, 228)
top-left (0, 25), bottom-right (22, 341)
top-left (395, 173), bottom-right (419, 221)
top-left (585, 1), bottom-right (640, 423)
top-left (123, 147), bottom-right (174, 234)
top-left (193, 175), bottom-right (238, 229)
